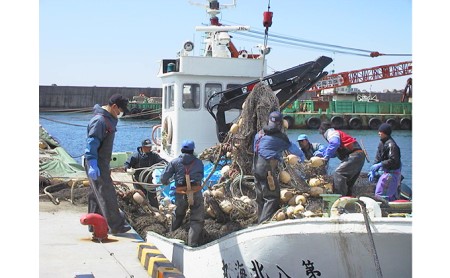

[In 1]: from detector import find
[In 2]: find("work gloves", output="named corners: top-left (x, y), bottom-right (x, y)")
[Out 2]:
top-left (88, 159), bottom-right (100, 180)
top-left (370, 162), bottom-right (382, 172)
top-left (368, 163), bottom-right (383, 183)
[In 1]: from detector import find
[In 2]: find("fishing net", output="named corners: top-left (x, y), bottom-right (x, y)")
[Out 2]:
top-left (230, 82), bottom-right (280, 176)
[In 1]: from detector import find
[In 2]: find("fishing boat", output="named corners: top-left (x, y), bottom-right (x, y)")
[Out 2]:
top-left (139, 1), bottom-right (413, 277)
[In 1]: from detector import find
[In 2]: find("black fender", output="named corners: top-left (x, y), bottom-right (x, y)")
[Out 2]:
top-left (331, 116), bottom-right (345, 129)
top-left (283, 116), bottom-right (295, 129)
top-left (386, 118), bottom-right (398, 129)
top-left (348, 117), bottom-right (362, 129)
top-left (368, 117), bottom-right (382, 130)
top-left (306, 117), bottom-right (321, 129)
top-left (400, 118), bottom-right (412, 130)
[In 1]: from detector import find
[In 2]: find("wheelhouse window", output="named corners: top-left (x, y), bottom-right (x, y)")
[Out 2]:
top-left (182, 83), bottom-right (200, 109)
top-left (164, 84), bottom-right (175, 109)
top-left (204, 83), bottom-right (222, 109)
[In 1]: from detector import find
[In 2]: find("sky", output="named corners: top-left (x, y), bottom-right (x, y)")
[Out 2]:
top-left (39, 0), bottom-right (413, 92)
top-left (2, 1), bottom-right (450, 276)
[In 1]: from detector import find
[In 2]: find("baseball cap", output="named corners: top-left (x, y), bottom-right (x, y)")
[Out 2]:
top-left (141, 139), bottom-right (152, 147)
top-left (109, 94), bottom-right (129, 114)
top-left (269, 111), bottom-right (283, 123)
top-left (297, 134), bottom-right (308, 141)
top-left (181, 140), bottom-right (195, 151)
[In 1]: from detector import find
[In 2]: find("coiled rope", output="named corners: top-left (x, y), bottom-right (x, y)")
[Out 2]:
top-left (134, 161), bottom-right (168, 192)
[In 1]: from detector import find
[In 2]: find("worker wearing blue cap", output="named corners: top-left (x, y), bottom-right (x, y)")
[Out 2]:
top-left (160, 139), bottom-right (204, 247)
top-left (297, 134), bottom-right (328, 176)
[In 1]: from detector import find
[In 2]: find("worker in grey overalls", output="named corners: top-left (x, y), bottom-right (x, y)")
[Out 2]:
top-left (84, 94), bottom-right (131, 234)
top-left (160, 140), bottom-right (204, 247)
top-left (253, 111), bottom-right (306, 224)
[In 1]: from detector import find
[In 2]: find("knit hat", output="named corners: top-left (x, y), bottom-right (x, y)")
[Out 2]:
top-left (378, 123), bottom-right (392, 135)
top-left (319, 121), bottom-right (332, 135)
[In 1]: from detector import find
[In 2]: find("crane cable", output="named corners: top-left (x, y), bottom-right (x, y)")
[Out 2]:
top-left (223, 19), bottom-right (412, 58)
top-left (260, 1), bottom-right (272, 80)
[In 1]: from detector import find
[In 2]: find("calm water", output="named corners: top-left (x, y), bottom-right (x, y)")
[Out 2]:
top-left (39, 112), bottom-right (412, 188)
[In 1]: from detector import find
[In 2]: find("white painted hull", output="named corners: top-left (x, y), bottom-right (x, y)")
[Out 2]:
top-left (146, 215), bottom-right (412, 278)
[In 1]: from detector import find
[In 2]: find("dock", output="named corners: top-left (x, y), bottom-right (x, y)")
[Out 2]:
top-left (39, 201), bottom-right (150, 278)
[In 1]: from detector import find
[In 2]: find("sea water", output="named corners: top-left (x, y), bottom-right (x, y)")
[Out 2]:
top-left (39, 112), bottom-right (412, 189)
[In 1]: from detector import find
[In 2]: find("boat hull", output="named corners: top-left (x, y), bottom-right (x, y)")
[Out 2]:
top-left (146, 215), bottom-right (412, 278)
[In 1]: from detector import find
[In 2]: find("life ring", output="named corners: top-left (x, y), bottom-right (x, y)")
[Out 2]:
top-left (330, 196), bottom-right (382, 218)
top-left (331, 116), bottom-right (345, 129)
top-left (368, 118), bottom-right (382, 130)
top-left (151, 124), bottom-right (162, 146)
top-left (162, 116), bottom-right (173, 146)
top-left (283, 116), bottom-right (295, 129)
top-left (348, 117), bottom-right (362, 129)
top-left (306, 117), bottom-right (321, 129)
top-left (400, 118), bottom-right (412, 130)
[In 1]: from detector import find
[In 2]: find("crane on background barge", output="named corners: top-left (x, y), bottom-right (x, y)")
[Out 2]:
top-left (309, 61), bottom-right (412, 92)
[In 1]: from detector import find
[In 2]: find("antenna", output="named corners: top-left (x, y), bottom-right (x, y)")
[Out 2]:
top-left (189, 1), bottom-right (237, 22)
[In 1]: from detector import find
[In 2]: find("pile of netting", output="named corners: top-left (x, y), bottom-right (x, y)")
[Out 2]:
top-left (192, 83), bottom-right (342, 236)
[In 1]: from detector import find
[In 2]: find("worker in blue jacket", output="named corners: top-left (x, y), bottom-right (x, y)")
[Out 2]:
top-left (369, 123), bottom-right (402, 201)
top-left (124, 139), bottom-right (167, 208)
top-left (253, 111), bottom-right (305, 224)
top-left (84, 94), bottom-right (131, 234)
top-left (160, 140), bottom-right (204, 247)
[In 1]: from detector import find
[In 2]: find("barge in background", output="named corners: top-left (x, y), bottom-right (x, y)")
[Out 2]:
top-left (122, 93), bottom-right (162, 120)
top-left (282, 92), bottom-right (412, 130)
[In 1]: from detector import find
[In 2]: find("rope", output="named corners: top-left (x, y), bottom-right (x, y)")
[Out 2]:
top-left (229, 175), bottom-right (255, 199)
top-left (131, 161), bottom-right (168, 191)
top-left (202, 144), bottom-right (224, 189)
top-left (39, 116), bottom-right (86, 127)
top-left (43, 181), bottom-right (69, 205)
top-left (356, 200), bottom-right (383, 278)
top-left (97, 239), bottom-right (135, 278)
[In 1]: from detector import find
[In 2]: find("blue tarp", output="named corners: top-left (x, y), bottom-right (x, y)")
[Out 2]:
top-left (154, 159), bottom-right (229, 204)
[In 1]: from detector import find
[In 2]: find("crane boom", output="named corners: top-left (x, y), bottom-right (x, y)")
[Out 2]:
top-left (309, 61), bottom-right (412, 91)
